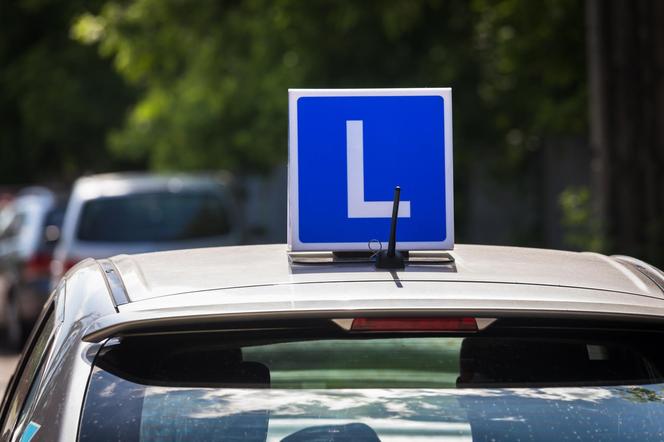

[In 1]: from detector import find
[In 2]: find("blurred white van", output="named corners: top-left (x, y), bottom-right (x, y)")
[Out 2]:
top-left (52, 173), bottom-right (243, 283)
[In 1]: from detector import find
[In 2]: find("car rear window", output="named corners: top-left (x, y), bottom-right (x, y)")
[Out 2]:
top-left (76, 191), bottom-right (231, 242)
top-left (79, 322), bottom-right (664, 441)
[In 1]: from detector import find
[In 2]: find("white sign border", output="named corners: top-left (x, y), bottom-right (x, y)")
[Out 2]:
top-left (288, 88), bottom-right (454, 252)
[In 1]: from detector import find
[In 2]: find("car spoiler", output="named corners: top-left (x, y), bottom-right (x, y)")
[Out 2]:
top-left (81, 300), bottom-right (664, 343)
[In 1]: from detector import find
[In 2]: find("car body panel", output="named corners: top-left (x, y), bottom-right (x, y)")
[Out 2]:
top-left (68, 243), bottom-right (664, 342)
top-left (82, 279), bottom-right (664, 343)
top-left (7, 261), bottom-right (115, 442)
top-left (109, 244), bottom-right (663, 303)
top-left (3, 243), bottom-right (664, 441)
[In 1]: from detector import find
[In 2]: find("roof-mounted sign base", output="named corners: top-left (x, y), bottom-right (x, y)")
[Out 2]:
top-left (375, 250), bottom-right (406, 269)
top-left (288, 251), bottom-right (455, 266)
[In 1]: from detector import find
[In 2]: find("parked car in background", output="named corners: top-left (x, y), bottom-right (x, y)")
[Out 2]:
top-left (51, 172), bottom-right (243, 284)
top-left (0, 188), bottom-right (66, 349)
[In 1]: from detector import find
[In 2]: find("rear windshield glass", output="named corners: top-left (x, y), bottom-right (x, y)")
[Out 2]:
top-left (79, 327), bottom-right (664, 441)
top-left (76, 192), bottom-right (231, 242)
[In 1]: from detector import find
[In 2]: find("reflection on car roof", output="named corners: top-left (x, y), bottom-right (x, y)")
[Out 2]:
top-left (109, 243), bottom-right (663, 302)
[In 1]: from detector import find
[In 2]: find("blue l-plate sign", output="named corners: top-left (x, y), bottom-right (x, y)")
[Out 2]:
top-left (288, 88), bottom-right (454, 251)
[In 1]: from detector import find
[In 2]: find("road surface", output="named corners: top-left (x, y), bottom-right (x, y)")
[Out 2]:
top-left (0, 277), bottom-right (20, 396)
top-left (0, 352), bottom-right (18, 397)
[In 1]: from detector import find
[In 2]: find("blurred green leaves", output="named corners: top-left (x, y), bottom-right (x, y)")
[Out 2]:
top-left (69, 0), bottom-right (585, 174)
top-left (70, 12), bottom-right (105, 44)
top-left (471, 0), bottom-right (587, 170)
top-left (559, 186), bottom-right (605, 252)
top-left (1, 0), bottom-right (589, 247)
top-left (0, 0), bottom-right (136, 183)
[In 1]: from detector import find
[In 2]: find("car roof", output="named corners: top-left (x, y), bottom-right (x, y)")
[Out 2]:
top-left (109, 243), bottom-right (663, 302)
top-left (72, 243), bottom-right (664, 342)
top-left (37, 244), bottom-right (664, 440)
top-left (72, 172), bottom-right (232, 200)
top-left (13, 187), bottom-right (55, 207)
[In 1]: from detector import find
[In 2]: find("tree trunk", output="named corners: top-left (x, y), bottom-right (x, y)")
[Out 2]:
top-left (586, 0), bottom-right (664, 265)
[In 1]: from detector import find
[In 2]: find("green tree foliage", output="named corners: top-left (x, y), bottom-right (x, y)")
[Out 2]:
top-left (559, 186), bottom-right (605, 252)
top-left (73, 0), bottom-right (586, 175)
top-left (471, 0), bottom-right (587, 168)
top-left (0, 0), bottom-right (135, 184)
top-left (1, 0), bottom-right (592, 251)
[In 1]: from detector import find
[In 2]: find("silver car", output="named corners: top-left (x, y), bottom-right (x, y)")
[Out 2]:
top-left (51, 172), bottom-right (243, 283)
top-left (0, 188), bottom-right (65, 348)
top-left (2, 244), bottom-right (664, 441)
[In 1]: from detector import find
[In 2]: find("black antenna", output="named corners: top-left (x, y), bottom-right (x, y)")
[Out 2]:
top-left (375, 186), bottom-right (405, 269)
